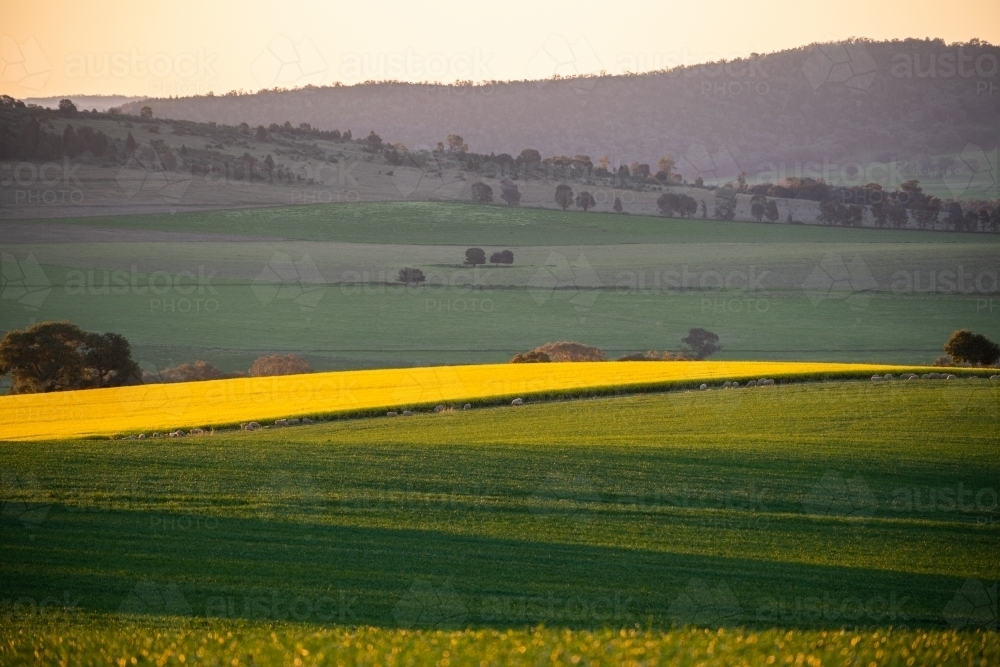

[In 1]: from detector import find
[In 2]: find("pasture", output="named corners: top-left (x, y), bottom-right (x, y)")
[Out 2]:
top-left (2, 202), bottom-right (998, 374)
top-left (1, 381), bottom-right (997, 663)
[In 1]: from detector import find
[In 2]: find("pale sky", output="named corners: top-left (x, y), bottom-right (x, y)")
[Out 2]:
top-left (3, 0), bottom-right (999, 98)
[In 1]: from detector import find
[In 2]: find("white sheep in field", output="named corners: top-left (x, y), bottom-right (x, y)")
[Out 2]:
top-left (512, 398), bottom-right (524, 406)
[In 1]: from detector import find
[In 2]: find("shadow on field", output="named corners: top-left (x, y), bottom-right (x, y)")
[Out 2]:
top-left (0, 508), bottom-right (974, 631)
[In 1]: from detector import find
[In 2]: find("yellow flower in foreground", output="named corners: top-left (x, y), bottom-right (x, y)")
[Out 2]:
top-left (0, 361), bottom-right (927, 441)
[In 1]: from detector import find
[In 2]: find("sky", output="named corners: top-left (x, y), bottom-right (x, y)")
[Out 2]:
top-left (3, 0), bottom-right (999, 99)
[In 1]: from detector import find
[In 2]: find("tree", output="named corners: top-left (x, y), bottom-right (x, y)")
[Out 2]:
top-left (500, 249), bottom-right (514, 265)
top-left (694, 176), bottom-right (704, 188)
top-left (125, 131), bottom-right (136, 155)
top-left (887, 200), bottom-right (908, 228)
top-left (398, 267), bottom-right (426, 284)
top-left (489, 252), bottom-right (503, 266)
top-left (680, 327), bottom-right (721, 360)
top-left (82, 332), bottom-right (141, 388)
top-left (700, 200), bottom-right (708, 218)
top-left (613, 196), bottom-right (623, 213)
top-left (471, 182), bottom-right (493, 204)
top-left (517, 148), bottom-right (541, 176)
top-left (575, 190), bottom-right (596, 211)
top-left (465, 248), bottom-right (487, 265)
top-left (263, 154), bottom-right (275, 182)
top-left (871, 199), bottom-right (887, 227)
top-left (255, 125), bottom-right (268, 141)
top-left (964, 210), bottom-right (980, 232)
top-left (0, 322), bottom-right (89, 393)
top-left (657, 192), bottom-right (678, 216)
top-left (978, 208), bottom-right (991, 232)
top-left (750, 194), bottom-right (766, 222)
top-left (366, 130), bottom-right (382, 150)
top-left (249, 354), bottom-right (312, 377)
top-left (499, 179), bottom-right (521, 206)
top-left (555, 184), bottom-right (573, 210)
top-left (713, 188), bottom-right (736, 220)
top-left (657, 156), bottom-right (675, 181)
top-left (61, 124), bottom-right (79, 157)
top-left (161, 148), bottom-right (177, 171)
top-left (447, 134), bottom-right (468, 152)
top-left (944, 329), bottom-right (1000, 366)
top-left (58, 99), bottom-right (77, 116)
top-left (765, 199), bottom-right (780, 223)
top-left (140, 106), bottom-right (152, 118)
top-left (0, 322), bottom-right (140, 393)
top-left (845, 204), bottom-right (863, 227)
top-left (992, 208), bottom-right (1000, 233)
top-left (945, 202), bottom-right (965, 231)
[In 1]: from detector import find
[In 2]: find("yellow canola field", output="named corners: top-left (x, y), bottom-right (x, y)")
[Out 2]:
top-left (0, 361), bottom-right (922, 441)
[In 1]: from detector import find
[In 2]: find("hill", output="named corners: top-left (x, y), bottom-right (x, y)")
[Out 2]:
top-left (112, 38), bottom-right (1000, 185)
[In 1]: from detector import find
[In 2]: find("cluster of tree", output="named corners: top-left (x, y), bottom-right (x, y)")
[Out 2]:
top-left (943, 329), bottom-right (1000, 367)
top-left (144, 354), bottom-right (312, 383)
top-left (0, 115), bottom-right (114, 161)
top-left (552, 185), bottom-right (599, 211)
top-left (464, 248), bottom-right (514, 266)
top-left (657, 192), bottom-right (698, 217)
top-left (263, 120), bottom-right (347, 142)
top-left (619, 328), bottom-right (721, 361)
top-left (0, 322), bottom-right (141, 394)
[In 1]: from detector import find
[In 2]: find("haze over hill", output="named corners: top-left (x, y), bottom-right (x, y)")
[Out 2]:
top-left (114, 39), bottom-right (1000, 185)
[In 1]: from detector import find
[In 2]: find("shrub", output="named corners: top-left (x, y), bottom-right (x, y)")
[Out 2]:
top-left (513, 342), bottom-right (604, 362)
top-left (398, 267), bottom-right (426, 284)
top-left (249, 354), bottom-right (312, 378)
top-left (510, 350), bottom-right (551, 363)
top-left (144, 360), bottom-right (235, 384)
top-left (471, 182), bottom-right (493, 204)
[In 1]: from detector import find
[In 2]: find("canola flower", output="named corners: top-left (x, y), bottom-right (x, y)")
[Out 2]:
top-left (0, 361), bottom-right (934, 441)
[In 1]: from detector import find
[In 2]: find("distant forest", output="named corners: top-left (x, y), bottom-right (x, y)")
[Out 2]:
top-left (113, 39), bottom-right (1000, 184)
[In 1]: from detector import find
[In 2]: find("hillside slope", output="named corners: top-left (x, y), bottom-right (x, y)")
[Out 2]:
top-left (115, 39), bottom-right (1000, 181)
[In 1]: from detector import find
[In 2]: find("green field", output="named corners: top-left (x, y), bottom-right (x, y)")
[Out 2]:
top-left (2, 382), bottom-right (998, 663)
top-left (3, 202), bottom-right (999, 375)
top-left (24, 201), bottom-right (1000, 245)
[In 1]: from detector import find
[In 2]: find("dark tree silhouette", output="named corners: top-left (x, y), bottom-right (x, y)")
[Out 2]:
top-left (465, 248), bottom-right (487, 265)
top-left (471, 182), bottom-right (493, 204)
top-left (499, 179), bottom-right (521, 206)
top-left (681, 327), bottom-right (721, 360)
top-left (575, 190), bottom-right (596, 211)
top-left (945, 329), bottom-right (1000, 366)
top-left (398, 267), bottom-right (426, 284)
top-left (555, 184), bottom-right (573, 210)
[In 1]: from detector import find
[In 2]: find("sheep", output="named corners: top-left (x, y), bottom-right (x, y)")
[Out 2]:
top-left (190, 428), bottom-right (205, 435)
top-left (512, 398), bottom-right (524, 406)
top-left (872, 375), bottom-right (883, 382)
top-left (288, 418), bottom-right (300, 425)
top-left (275, 419), bottom-right (288, 427)
top-left (434, 405), bottom-right (446, 413)
top-left (463, 403), bottom-right (472, 410)
top-left (302, 417), bottom-right (313, 424)
top-left (137, 433), bottom-right (146, 439)
top-left (699, 383), bottom-right (708, 390)
top-left (764, 379), bottom-right (775, 386)
top-left (991, 375), bottom-right (999, 381)
top-left (386, 411), bottom-right (398, 417)
top-left (946, 374), bottom-right (957, 380)
top-left (746, 380), bottom-right (756, 387)
top-left (402, 410), bottom-right (414, 416)
top-left (883, 374), bottom-right (893, 381)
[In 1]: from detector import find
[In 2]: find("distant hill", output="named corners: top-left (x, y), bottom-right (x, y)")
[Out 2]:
top-left (25, 95), bottom-right (143, 112)
top-left (111, 39), bottom-right (1000, 185)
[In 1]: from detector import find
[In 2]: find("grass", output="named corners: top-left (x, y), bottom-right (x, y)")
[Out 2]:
top-left (29, 201), bottom-right (1000, 246)
top-left (3, 621), bottom-right (997, 666)
top-left (2, 384), bottom-right (997, 639)
top-left (0, 361), bottom-right (976, 440)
